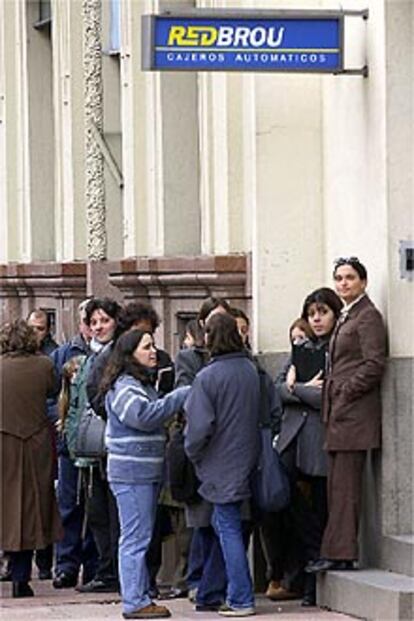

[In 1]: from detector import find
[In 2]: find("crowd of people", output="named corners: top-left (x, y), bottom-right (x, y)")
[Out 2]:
top-left (0, 257), bottom-right (387, 619)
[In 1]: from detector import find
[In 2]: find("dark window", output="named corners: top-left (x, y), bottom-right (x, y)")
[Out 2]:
top-left (41, 308), bottom-right (57, 337)
top-left (176, 312), bottom-right (198, 349)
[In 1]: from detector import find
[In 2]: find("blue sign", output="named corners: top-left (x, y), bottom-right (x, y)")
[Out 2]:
top-left (142, 12), bottom-right (344, 73)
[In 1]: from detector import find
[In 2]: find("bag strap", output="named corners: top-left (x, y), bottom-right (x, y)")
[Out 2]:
top-left (257, 367), bottom-right (272, 428)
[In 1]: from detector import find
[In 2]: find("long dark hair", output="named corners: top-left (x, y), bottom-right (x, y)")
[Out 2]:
top-left (205, 313), bottom-right (244, 356)
top-left (198, 296), bottom-right (231, 325)
top-left (99, 330), bottom-right (152, 394)
top-left (301, 287), bottom-right (343, 323)
top-left (184, 318), bottom-right (205, 349)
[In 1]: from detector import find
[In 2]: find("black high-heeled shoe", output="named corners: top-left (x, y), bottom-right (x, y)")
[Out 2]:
top-left (12, 581), bottom-right (34, 598)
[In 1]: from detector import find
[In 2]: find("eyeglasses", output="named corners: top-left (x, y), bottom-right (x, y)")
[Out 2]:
top-left (333, 256), bottom-right (361, 268)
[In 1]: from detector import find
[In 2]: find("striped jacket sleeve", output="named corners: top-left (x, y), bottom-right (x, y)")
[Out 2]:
top-left (107, 381), bottom-right (190, 432)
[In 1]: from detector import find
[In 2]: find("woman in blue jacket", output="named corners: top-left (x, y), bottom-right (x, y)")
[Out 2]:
top-left (185, 313), bottom-right (260, 618)
top-left (101, 330), bottom-right (190, 620)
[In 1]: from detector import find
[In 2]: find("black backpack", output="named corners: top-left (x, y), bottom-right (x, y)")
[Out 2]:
top-left (166, 421), bottom-right (201, 505)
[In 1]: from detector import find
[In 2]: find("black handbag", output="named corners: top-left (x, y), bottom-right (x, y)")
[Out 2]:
top-left (251, 369), bottom-right (291, 513)
top-left (74, 404), bottom-right (107, 459)
top-left (166, 422), bottom-right (201, 505)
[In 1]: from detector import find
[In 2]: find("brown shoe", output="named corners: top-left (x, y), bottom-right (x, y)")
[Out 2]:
top-left (123, 603), bottom-right (172, 619)
top-left (265, 582), bottom-right (299, 601)
top-left (265, 581), bottom-right (281, 598)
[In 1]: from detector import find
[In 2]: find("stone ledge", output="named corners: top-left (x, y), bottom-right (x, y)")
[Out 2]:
top-left (108, 254), bottom-right (250, 300)
top-left (317, 569), bottom-right (414, 621)
top-left (108, 254), bottom-right (248, 275)
top-left (0, 262), bottom-right (87, 278)
top-left (381, 535), bottom-right (414, 578)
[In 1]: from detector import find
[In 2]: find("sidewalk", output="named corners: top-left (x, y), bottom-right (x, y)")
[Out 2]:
top-left (0, 579), bottom-right (358, 621)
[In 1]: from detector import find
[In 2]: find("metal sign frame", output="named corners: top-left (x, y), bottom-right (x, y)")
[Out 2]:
top-left (141, 9), bottom-right (368, 76)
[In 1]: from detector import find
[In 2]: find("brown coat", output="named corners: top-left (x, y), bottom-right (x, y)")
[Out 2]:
top-left (323, 295), bottom-right (387, 451)
top-left (0, 353), bottom-right (62, 551)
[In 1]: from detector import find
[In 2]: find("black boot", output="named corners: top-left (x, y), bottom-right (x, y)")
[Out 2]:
top-left (301, 574), bottom-right (316, 607)
top-left (12, 581), bottom-right (34, 598)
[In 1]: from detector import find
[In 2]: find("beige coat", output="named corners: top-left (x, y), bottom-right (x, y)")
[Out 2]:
top-left (0, 353), bottom-right (62, 551)
top-left (323, 296), bottom-right (387, 451)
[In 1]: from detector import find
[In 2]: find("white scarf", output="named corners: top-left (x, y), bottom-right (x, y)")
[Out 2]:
top-left (89, 337), bottom-right (112, 355)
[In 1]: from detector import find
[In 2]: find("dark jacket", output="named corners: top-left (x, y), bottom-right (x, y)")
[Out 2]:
top-left (174, 347), bottom-right (208, 388)
top-left (323, 295), bottom-right (387, 451)
top-left (40, 333), bottom-right (59, 356)
top-left (184, 352), bottom-right (260, 504)
top-left (276, 338), bottom-right (328, 477)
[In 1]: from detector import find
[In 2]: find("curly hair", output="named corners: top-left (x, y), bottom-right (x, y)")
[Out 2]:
top-left (0, 319), bottom-right (38, 355)
top-left (121, 302), bottom-right (160, 333)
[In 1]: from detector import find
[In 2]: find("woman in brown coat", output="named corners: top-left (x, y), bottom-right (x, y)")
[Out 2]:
top-left (306, 257), bottom-right (387, 573)
top-left (0, 320), bottom-right (61, 597)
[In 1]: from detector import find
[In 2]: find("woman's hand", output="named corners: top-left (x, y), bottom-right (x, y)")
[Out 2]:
top-left (305, 370), bottom-right (324, 388)
top-left (286, 365), bottom-right (296, 392)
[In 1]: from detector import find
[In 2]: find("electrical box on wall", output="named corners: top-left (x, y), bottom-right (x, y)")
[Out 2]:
top-left (399, 241), bottom-right (414, 281)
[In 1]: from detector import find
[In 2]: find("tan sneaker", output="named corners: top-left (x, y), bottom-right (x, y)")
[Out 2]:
top-left (122, 603), bottom-right (172, 619)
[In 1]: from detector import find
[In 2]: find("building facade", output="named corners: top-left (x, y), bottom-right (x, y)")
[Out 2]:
top-left (0, 0), bottom-right (413, 616)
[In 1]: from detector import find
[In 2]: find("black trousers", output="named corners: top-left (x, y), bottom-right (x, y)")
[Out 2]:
top-left (8, 550), bottom-right (33, 582)
top-left (259, 440), bottom-right (328, 591)
top-left (34, 544), bottom-right (54, 574)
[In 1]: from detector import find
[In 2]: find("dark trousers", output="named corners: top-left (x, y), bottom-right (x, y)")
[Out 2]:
top-left (56, 454), bottom-right (98, 581)
top-left (169, 508), bottom-right (192, 591)
top-left (259, 469), bottom-right (327, 592)
top-left (34, 545), bottom-right (53, 574)
top-left (86, 467), bottom-right (119, 582)
top-left (321, 450), bottom-right (366, 560)
top-left (8, 551), bottom-right (33, 582)
top-left (186, 528), bottom-right (205, 591)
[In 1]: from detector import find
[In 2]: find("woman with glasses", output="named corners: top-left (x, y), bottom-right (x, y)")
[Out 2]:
top-left (306, 257), bottom-right (387, 574)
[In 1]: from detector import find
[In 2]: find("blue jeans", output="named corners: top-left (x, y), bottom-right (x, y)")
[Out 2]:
top-left (110, 482), bottom-right (159, 614)
top-left (193, 526), bottom-right (227, 606)
top-left (213, 502), bottom-right (255, 610)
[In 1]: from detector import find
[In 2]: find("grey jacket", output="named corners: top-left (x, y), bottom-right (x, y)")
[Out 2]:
top-left (275, 340), bottom-right (328, 477)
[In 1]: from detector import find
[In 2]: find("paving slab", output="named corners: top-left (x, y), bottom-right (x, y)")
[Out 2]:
top-left (0, 580), bottom-right (358, 621)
